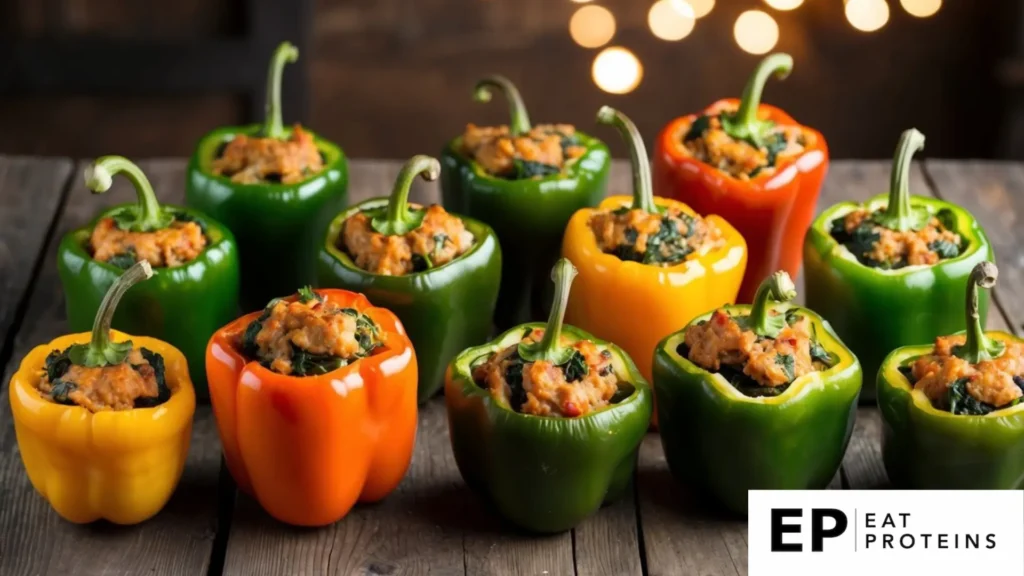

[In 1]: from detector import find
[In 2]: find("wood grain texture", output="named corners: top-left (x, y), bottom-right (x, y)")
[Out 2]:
top-left (0, 159), bottom-right (224, 576)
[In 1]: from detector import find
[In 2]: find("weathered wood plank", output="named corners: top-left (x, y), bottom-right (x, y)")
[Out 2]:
top-left (0, 156), bottom-right (72, 353)
top-left (0, 160), bottom-right (224, 576)
top-left (924, 161), bottom-right (1024, 335)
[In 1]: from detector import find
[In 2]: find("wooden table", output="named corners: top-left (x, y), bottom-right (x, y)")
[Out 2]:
top-left (0, 157), bottom-right (1021, 576)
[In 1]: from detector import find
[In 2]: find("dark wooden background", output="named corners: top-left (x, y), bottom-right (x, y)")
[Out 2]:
top-left (0, 0), bottom-right (1019, 159)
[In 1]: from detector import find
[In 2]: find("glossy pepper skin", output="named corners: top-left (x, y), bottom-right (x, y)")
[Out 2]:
top-left (59, 157), bottom-right (240, 400)
top-left (207, 288), bottom-right (418, 527)
top-left (11, 262), bottom-right (196, 525)
top-left (317, 156), bottom-right (501, 403)
top-left (445, 259), bottom-right (652, 533)
top-left (804, 129), bottom-right (994, 402)
top-left (564, 106), bottom-right (747, 383)
top-left (879, 262), bottom-right (1024, 489)
top-left (653, 273), bottom-right (861, 515)
top-left (186, 42), bottom-right (349, 311)
top-left (440, 76), bottom-right (610, 329)
top-left (653, 54), bottom-right (828, 303)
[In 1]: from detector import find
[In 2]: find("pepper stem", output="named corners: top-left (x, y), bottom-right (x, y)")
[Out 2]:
top-left (263, 41), bottom-right (299, 139)
top-left (746, 271), bottom-right (798, 338)
top-left (596, 106), bottom-right (657, 214)
top-left (954, 262), bottom-right (1005, 364)
top-left (473, 75), bottom-right (532, 137)
top-left (728, 53), bottom-right (793, 146)
top-left (370, 155), bottom-right (440, 236)
top-left (874, 128), bottom-right (929, 232)
top-left (67, 261), bottom-right (153, 367)
top-left (518, 258), bottom-right (579, 365)
top-left (85, 156), bottom-right (173, 232)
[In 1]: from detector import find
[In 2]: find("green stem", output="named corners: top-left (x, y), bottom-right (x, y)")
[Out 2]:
top-left (263, 42), bottom-right (299, 139)
top-left (734, 53), bottom-right (793, 136)
top-left (370, 155), bottom-right (440, 236)
top-left (596, 106), bottom-right (657, 213)
top-left (518, 258), bottom-right (578, 364)
top-left (955, 262), bottom-right (1005, 364)
top-left (876, 128), bottom-right (927, 231)
top-left (473, 75), bottom-right (532, 137)
top-left (68, 261), bottom-right (153, 367)
top-left (86, 156), bottom-right (173, 232)
top-left (747, 271), bottom-right (797, 338)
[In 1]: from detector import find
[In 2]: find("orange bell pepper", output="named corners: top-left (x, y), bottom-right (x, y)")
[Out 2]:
top-left (207, 288), bottom-right (418, 527)
top-left (563, 106), bottom-right (747, 384)
top-left (652, 53), bottom-right (828, 302)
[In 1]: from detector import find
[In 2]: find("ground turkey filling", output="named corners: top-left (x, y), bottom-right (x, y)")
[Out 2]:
top-left (342, 205), bottom-right (475, 276)
top-left (681, 108), bottom-right (810, 180)
top-left (682, 309), bottom-right (834, 397)
top-left (589, 206), bottom-right (724, 266)
top-left (473, 329), bottom-right (622, 417)
top-left (830, 209), bottom-right (962, 269)
top-left (90, 217), bottom-right (207, 268)
top-left (240, 291), bottom-right (383, 376)
top-left (902, 335), bottom-right (1024, 415)
top-left (460, 123), bottom-right (587, 179)
top-left (37, 347), bottom-right (169, 411)
top-left (212, 124), bottom-right (324, 184)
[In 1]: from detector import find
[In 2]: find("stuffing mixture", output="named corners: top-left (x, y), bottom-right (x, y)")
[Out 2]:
top-left (212, 124), bottom-right (324, 184)
top-left (830, 209), bottom-right (962, 269)
top-left (473, 328), bottom-right (621, 417)
top-left (460, 123), bottom-right (587, 179)
top-left (342, 204), bottom-right (475, 275)
top-left (903, 335), bottom-right (1024, 415)
top-left (683, 309), bottom-right (833, 396)
top-left (589, 206), bottom-right (724, 266)
top-left (681, 107), bottom-right (811, 180)
top-left (90, 217), bottom-right (206, 268)
top-left (38, 348), bottom-right (167, 412)
top-left (241, 290), bottom-right (383, 376)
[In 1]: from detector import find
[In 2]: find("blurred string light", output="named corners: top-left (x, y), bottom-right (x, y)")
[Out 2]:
top-left (569, 5), bottom-right (616, 48)
top-left (845, 0), bottom-right (890, 32)
top-left (733, 10), bottom-right (779, 54)
top-left (689, 0), bottom-right (715, 18)
top-left (649, 0), bottom-right (696, 41)
top-left (900, 0), bottom-right (941, 17)
top-left (570, 0), bottom-right (593, 3)
top-left (764, 0), bottom-right (803, 10)
top-left (592, 47), bottom-right (643, 94)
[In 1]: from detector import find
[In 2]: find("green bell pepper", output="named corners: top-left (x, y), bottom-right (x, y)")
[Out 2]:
top-left (317, 155), bottom-right (502, 402)
top-left (58, 156), bottom-right (240, 399)
top-left (440, 76), bottom-right (611, 329)
top-left (804, 128), bottom-right (994, 401)
top-left (879, 262), bottom-right (1024, 488)
top-left (653, 272), bottom-right (861, 515)
top-left (445, 258), bottom-right (652, 533)
top-left (185, 41), bottom-right (349, 311)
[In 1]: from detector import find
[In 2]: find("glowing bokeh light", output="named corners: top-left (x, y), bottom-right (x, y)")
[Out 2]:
top-left (765, 0), bottom-right (804, 10)
top-left (733, 10), bottom-right (779, 55)
top-left (900, 0), bottom-right (941, 17)
top-left (569, 5), bottom-right (616, 49)
top-left (592, 47), bottom-right (643, 94)
top-left (845, 0), bottom-right (890, 32)
top-left (689, 0), bottom-right (715, 18)
top-left (649, 0), bottom-right (696, 41)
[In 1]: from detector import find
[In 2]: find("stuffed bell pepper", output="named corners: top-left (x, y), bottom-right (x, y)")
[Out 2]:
top-left (653, 271), bottom-right (861, 514)
top-left (441, 75), bottom-right (610, 329)
top-left (59, 156), bottom-right (239, 398)
top-left (187, 41), bottom-right (348, 310)
top-left (653, 53), bottom-right (828, 302)
top-left (564, 106), bottom-right (747, 384)
top-left (445, 258), bottom-right (652, 533)
top-left (879, 262), bottom-right (1024, 489)
top-left (207, 287), bottom-right (417, 526)
top-left (317, 155), bottom-right (500, 402)
top-left (10, 262), bottom-right (196, 524)
top-left (804, 128), bottom-right (993, 401)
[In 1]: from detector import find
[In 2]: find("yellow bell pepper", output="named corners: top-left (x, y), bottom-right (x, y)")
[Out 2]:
top-left (563, 107), bottom-right (748, 382)
top-left (8, 262), bottom-right (195, 524)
